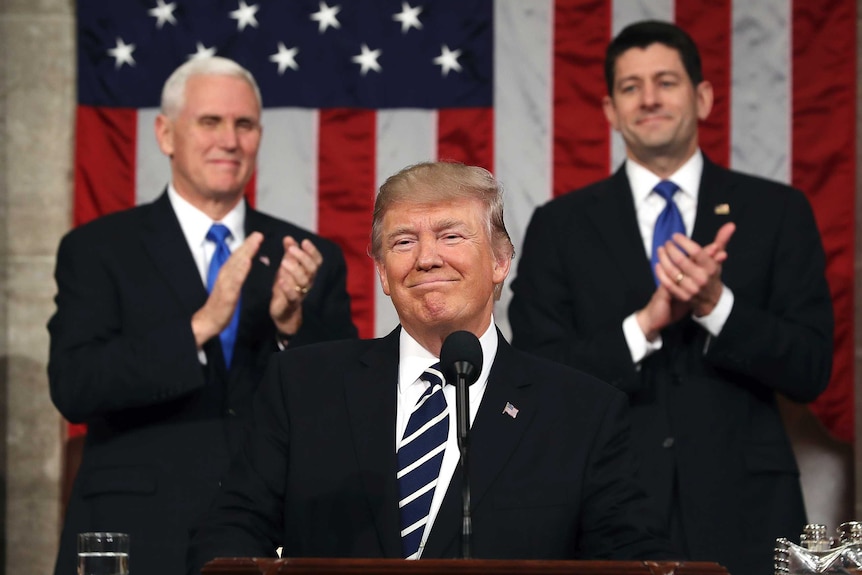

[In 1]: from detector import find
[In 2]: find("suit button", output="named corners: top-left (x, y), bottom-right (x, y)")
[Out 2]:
top-left (226, 408), bottom-right (236, 416)
top-left (662, 437), bottom-right (675, 448)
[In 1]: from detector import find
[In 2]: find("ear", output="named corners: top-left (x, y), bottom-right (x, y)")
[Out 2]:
top-left (154, 114), bottom-right (175, 157)
top-left (695, 80), bottom-right (714, 121)
top-left (492, 250), bottom-right (512, 286)
top-left (602, 95), bottom-right (620, 131)
top-left (375, 260), bottom-right (391, 296)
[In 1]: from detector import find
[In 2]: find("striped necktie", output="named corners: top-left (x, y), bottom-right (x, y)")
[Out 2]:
top-left (206, 223), bottom-right (240, 368)
top-left (651, 180), bottom-right (685, 285)
top-left (397, 363), bottom-right (449, 559)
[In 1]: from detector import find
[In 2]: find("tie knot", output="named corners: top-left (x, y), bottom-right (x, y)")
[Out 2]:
top-left (422, 363), bottom-right (444, 389)
top-left (206, 223), bottom-right (232, 246)
top-left (653, 180), bottom-right (680, 201)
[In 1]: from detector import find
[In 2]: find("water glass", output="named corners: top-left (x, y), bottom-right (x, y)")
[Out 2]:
top-left (78, 532), bottom-right (129, 575)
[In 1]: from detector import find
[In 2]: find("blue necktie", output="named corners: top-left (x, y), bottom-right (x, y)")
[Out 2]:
top-left (206, 224), bottom-right (240, 368)
top-left (651, 180), bottom-right (685, 285)
top-left (397, 363), bottom-right (449, 559)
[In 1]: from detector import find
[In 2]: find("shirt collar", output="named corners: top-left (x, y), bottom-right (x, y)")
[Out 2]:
top-left (398, 318), bottom-right (498, 394)
top-left (167, 184), bottom-right (246, 248)
top-left (625, 149), bottom-right (703, 205)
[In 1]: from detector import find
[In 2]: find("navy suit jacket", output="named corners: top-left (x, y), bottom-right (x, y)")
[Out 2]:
top-left (48, 192), bottom-right (357, 575)
top-left (509, 158), bottom-right (834, 575)
top-left (187, 327), bottom-right (675, 574)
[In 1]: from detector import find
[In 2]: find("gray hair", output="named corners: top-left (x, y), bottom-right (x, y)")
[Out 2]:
top-left (370, 161), bottom-right (514, 263)
top-left (160, 57), bottom-right (262, 118)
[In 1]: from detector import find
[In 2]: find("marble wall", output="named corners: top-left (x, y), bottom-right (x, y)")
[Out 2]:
top-left (0, 0), bottom-right (74, 573)
top-left (0, 1), bottom-right (859, 574)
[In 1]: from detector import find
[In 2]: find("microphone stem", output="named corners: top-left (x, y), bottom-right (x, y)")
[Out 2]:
top-left (460, 442), bottom-right (471, 559)
top-left (456, 373), bottom-right (472, 559)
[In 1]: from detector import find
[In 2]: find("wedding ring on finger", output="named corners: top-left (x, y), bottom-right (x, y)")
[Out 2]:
top-left (295, 285), bottom-right (310, 295)
top-left (674, 272), bottom-right (685, 285)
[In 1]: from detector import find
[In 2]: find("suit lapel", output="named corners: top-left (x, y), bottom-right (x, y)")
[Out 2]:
top-left (141, 192), bottom-right (209, 315)
top-left (236, 207), bottom-right (281, 347)
top-left (691, 157), bottom-right (737, 247)
top-left (424, 335), bottom-right (535, 558)
top-left (343, 329), bottom-right (403, 558)
top-left (586, 167), bottom-right (656, 300)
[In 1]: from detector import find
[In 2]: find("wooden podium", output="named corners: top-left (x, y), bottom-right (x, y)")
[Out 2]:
top-left (202, 557), bottom-right (729, 575)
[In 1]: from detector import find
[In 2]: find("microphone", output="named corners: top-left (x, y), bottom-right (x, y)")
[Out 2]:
top-left (440, 330), bottom-right (483, 560)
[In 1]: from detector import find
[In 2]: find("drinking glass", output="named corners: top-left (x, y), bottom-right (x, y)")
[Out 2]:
top-left (77, 532), bottom-right (129, 575)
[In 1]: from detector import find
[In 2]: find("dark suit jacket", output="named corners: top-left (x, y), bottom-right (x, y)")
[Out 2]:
top-left (508, 158), bottom-right (834, 575)
top-left (186, 327), bottom-right (676, 574)
top-left (48, 192), bottom-right (357, 575)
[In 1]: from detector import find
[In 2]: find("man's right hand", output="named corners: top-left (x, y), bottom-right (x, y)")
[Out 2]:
top-left (191, 232), bottom-right (264, 348)
top-left (636, 223), bottom-right (734, 340)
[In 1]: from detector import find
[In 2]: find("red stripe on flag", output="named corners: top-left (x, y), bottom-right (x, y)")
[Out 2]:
top-left (317, 109), bottom-right (377, 339)
top-left (676, 0), bottom-right (731, 168)
top-left (74, 105), bottom-right (137, 226)
top-left (438, 108), bottom-right (494, 172)
top-left (792, 0), bottom-right (856, 443)
top-left (553, 0), bottom-right (611, 197)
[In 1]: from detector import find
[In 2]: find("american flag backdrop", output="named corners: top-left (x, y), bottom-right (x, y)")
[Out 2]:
top-left (74, 0), bottom-right (856, 442)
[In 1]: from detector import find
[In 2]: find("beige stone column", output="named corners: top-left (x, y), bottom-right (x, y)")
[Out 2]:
top-left (0, 0), bottom-right (74, 573)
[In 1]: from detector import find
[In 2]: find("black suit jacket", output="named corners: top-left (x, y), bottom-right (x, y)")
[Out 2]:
top-left (508, 158), bottom-right (834, 575)
top-left (48, 192), bottom-right (357, 575)
top-left (187, 327), bottom-right (676, 574)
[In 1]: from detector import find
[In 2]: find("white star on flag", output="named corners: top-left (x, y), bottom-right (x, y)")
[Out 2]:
top-left (269, 42), bottom-right (300, 74)
top-left (107, 38), bottom-right (136, 69)
top-left (352, 43), bottom-right (382, 76)
top-left (147, 0), bottom-right (177, 29)
top-left (433, 45), bottom-right (462, 77)
top-left (229, 0), bottom-right (260, 32)
top-left (392, 2), bottom-right (423, 34)
top-left (310, 1), bottom-right (341, 34)
top-left (188, 42), bottom-right (217, 60)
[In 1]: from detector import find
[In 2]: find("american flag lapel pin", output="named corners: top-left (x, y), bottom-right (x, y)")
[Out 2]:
top-left (258, 255), bottom-right (271, 266)
top-left (714, 203), bottom-right (730, 215)
top-left (503, 402), bottom-right (519, 419)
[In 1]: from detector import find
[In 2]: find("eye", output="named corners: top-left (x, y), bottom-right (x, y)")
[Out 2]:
top-left (391, 237), bottom-right (415, 251)
top-left (200, 116), bottom-right (219, 127)
top-left (236, 119), bottom-right (258, 131)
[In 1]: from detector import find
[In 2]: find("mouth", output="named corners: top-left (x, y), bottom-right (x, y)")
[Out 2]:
top-left (636, 114), bottom-right (671, 126)
top-left (409, 278), bottom-right (457, 289)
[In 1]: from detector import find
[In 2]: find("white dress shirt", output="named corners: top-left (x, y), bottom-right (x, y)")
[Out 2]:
top-left (395, 319), bottom-right (497, 558)
top-left (167, 185), bottom-right (246, 286)
top-left (620, 150), bottom-right (734, 363)
top-left (167, 186), bottom-right (246, 363)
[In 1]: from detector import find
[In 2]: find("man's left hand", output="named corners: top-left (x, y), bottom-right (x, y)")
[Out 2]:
top-left (270, 236), bottom-right (323, 336)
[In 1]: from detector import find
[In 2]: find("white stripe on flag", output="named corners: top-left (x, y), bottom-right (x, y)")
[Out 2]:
top-left (730, 0), bottom-right (791, 184)
top-left (136, 107), bottom-right (170, 204)
top-left (374, 109), bottom-right (437, 337)
top-left (494, 0), bottom-right (553, 340)
top-left (257, 108), bottom-right (319, 232)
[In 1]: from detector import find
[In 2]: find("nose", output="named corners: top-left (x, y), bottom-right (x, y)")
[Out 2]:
top-left (415, 237), bottom-right (443, 270)
top-left (218, 124), bottom-right (239, 150)
top-left (641, 81), bottom-right (659, 108)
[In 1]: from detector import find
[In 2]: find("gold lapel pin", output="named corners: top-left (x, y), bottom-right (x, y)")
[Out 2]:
top-left (714, 203), bottom-right (730, 215)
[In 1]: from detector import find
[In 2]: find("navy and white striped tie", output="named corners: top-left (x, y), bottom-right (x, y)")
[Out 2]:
top-left (397, 363), bottom-right (449, 559)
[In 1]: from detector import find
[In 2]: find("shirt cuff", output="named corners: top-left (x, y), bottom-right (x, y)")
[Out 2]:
top-left (692, 284), bottom-right (734, 337)
top-left (623, 313), bottom-right (663, 365)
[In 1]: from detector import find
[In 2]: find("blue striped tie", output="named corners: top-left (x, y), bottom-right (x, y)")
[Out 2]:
top-left (206, 224), bottom-right (240, 368)
top-left (397, 363), bottom-right (449, 559)
top-left (651, 180), bottom-right (685, 285)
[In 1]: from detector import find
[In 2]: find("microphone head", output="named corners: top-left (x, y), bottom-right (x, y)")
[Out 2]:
top-left (440, 330), bottom-right (483, 386)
